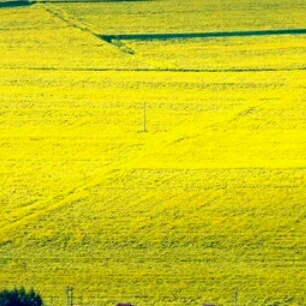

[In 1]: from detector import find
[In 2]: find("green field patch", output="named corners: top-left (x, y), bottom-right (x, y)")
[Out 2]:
top-left (0, 0), bottom-right (32, 8)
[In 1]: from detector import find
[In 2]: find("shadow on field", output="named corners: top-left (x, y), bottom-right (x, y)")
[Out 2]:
top-left (0, 0), bottom-right (33, 8)
top-left (100, 28), bottom-right (306, 42)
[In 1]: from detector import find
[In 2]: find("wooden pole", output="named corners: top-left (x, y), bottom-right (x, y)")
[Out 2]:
top-left (143, 102), bottom-right (147, 132)
top-left (233, 290), bottom-right (238, 306)
top-left (66, 287), bottom-right (73, 306)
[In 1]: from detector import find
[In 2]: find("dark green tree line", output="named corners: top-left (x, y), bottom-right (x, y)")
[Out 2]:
top-left (0, 287), bottom-right (43, 306)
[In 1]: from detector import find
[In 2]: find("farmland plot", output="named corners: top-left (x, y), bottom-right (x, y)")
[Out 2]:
top-left (0, 5), bottom-right (147, 69)
top-left (1, 1), bottom-right (306, 306)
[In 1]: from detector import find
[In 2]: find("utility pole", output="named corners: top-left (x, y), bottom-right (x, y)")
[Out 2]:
top-left (143, 101), bottom-right (147, 132)
top-left (233, 289), bottom-right (238, 306)
top-left (66, 286), bottom-right (73, 306)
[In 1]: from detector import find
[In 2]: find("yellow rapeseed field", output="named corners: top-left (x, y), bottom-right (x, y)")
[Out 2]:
top-left (1, 0), bottom-right (306, 306)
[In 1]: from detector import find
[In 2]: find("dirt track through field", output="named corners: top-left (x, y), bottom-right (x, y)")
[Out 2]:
top-left (99, 28), bottom-right (306, 42)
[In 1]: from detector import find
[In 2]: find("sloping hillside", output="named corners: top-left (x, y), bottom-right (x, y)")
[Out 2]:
top-left (1, 1), bottom-right (306, 306)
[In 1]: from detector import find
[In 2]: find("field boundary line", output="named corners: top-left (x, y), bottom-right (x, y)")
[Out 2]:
top-left (99, 28), bottom-right (306, 42)
top-left (1, 66), bottom-right (306, 73)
